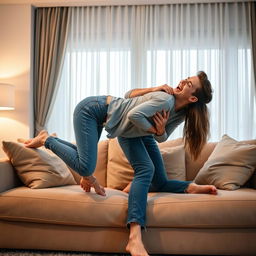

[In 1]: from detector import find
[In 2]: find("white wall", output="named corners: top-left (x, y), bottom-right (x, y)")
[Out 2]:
top-left (0, 4), bottom-right (34, 158)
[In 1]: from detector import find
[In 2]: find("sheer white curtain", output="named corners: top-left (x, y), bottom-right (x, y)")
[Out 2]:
top-left (47, 3), bottom-right (256, 142)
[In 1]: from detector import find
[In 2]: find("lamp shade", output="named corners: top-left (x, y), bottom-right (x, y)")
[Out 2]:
top-left (0, 83), bottom-right (15, 110)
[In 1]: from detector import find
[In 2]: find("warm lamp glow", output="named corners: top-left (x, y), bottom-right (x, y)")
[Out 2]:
top-left (0, 83), bottom-right (15, 110)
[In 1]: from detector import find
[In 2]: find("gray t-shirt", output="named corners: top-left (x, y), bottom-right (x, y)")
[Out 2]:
top-left (104, 91), bottom-right (186, 142)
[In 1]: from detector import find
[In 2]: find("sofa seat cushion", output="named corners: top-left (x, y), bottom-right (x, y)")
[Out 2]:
top-left (1, 186), bottom-right (256, 229)
top-left (0, 185), bottom-right (128, 228)
top-left (146, 188), bottom-right (256, 228)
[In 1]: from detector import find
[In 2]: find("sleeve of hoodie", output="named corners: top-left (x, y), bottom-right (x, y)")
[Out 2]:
top-left (127, 96), bottom-right (169, 140)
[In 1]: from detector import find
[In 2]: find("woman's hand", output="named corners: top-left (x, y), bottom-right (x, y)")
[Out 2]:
top-left (152, 110), bottom-right (170, 136)
top-left (152, 84), bottom-right (174, 95)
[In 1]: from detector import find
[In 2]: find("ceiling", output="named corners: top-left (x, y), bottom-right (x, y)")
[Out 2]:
top-left (0, 0), bottom-right (252, 7)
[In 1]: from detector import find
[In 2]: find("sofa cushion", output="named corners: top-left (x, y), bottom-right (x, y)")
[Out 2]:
top-left (159, 145), bottom-right (186, 181)
top-left (184, 139), bottom-right (256, 182)
top-left (1, 186), bottom-right (256, 229)
top-left (194, 135), bottom-right (256, 190)
top-left (146, 188), bottom-right (256, 228)
top-left (157, 137), bottom-right (184, 149)
top-left (185, 142), bottom-right (217, 181)
top-left (107, 138), bottom-right (186, 190)
top-left (157, 138), bottom-right (218, 181)
top-left (2, 141), bottom-right (76, 189)
top-left (0, 186), bottom-right (128, 227)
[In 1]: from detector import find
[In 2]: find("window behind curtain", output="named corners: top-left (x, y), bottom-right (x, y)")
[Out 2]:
top-left (47, 3), bottom-right (256, 142)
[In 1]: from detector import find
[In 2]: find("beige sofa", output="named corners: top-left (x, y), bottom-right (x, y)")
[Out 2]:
top-left (0, 138), bottom-right (256, 255)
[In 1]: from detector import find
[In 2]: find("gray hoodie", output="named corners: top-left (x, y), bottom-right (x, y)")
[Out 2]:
top-left (105, 91), bottom-right (185, 142)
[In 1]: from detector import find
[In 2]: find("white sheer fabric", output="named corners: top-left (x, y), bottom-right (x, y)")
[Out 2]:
top-left (47, 3), bottom-right (256, 142)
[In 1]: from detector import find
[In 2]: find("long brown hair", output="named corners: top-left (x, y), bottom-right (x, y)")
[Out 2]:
top-left (183, 71), bottom-right (213, 160)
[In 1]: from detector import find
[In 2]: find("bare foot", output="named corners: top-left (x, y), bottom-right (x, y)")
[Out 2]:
top-left (126, 223), bottom-right (149, 256)
top-left (123, 181), bottom-right (132, 193)
top-left (18, 132), bottom-right (57, 144)
top-left (24, 130), bottom-right (50, 148)
top-left (80, 176), bottom-right (106, 196)
top-left (126, 237), bottom-right (149, 256)
top-left (186, 183), bottom-right (218, 195)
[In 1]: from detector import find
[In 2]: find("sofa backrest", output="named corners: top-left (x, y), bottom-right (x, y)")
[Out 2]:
top-left (159, 138), bottom-right (256, 181)
top-left (102, 138), bottom-right (256, 183)
top-left (185, 142), bottom-right (217, 180)
top-left (1, 138), bottom-right (255, 191)
top-left (157, 138), bottom-right (207, 180)
top-left (93, 139), bottom-right (109, 187)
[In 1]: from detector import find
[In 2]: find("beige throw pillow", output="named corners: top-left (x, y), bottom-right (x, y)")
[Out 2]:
top-left (107, 138), bottom-right (186, 190)
top-left (2, 141), bottom-right (76, 189)
top-left (160, 145), bottom-right (186, 181)
top-left (194, 134), bottom-right (256, 190)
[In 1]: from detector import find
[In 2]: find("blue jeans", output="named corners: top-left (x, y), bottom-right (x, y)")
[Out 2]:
top-left (118, 136), bottom-right (192, 228)
top-left (44, 96), bottom-right (191, 229)
top-left (45, 96), bottom-right (108, 177)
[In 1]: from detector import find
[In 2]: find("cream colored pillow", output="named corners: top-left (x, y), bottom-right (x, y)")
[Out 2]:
top-left (160, 145), bottom-right (186, 181)
top-left (2, 141), bottom-right (76, 189)
top-left (107, 138), bottom-right (186, 190)
top-left (194, 134), bottom-right (256, 190)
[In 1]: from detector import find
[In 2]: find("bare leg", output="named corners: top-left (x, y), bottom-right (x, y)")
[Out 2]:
top-left (126, 223), bottom-right (149, 256)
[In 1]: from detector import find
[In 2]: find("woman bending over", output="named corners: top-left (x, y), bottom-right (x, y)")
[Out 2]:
top-left (24, 71), bottom-right (217, 256)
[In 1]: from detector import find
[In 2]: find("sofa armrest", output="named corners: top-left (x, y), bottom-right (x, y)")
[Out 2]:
top-left (0, 158), bottom-right (22, 193)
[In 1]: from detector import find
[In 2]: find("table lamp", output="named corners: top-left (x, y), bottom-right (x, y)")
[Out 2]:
top-left (0, 83), bottom-right (15, 110)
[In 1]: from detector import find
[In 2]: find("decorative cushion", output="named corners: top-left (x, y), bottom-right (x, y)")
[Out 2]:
top-left (194, 134), bottom-right (256, 190)
top-left (160, 145), bottom-right (186, 181)
top-left (2, 141), bottom-right (76, 189)
top-left (107, 138), bottom-right (186, 190)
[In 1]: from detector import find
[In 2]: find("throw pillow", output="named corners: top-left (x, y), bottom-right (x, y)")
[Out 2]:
top-left (194, 134), bottom-right (256, 190)
top-left (107, 138), bottom-right (186, 190)
top-left (160, 145), bottom-right (186, 181)
top-left (2, 141), bottom-right (76, 189)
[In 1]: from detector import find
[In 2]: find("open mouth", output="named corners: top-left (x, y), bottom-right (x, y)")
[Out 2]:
top-left (176, 85), bottom-right (182, 92)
